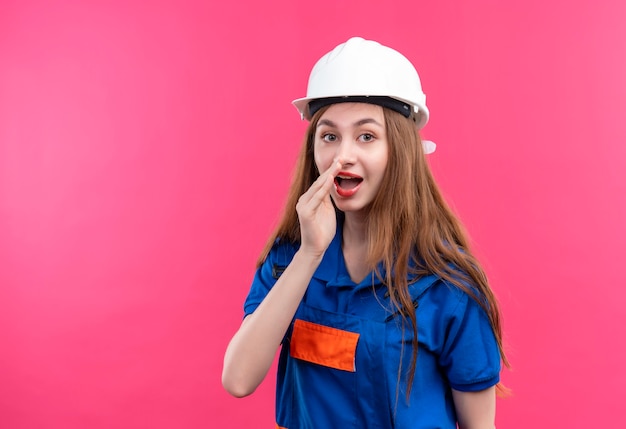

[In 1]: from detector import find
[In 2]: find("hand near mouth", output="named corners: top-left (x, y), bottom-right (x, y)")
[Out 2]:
top-left (296, 158), bottom-right (343, 258)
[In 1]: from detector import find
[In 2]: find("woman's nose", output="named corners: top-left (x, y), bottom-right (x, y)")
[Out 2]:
top-left (335, 141), bottom-right (356, 164)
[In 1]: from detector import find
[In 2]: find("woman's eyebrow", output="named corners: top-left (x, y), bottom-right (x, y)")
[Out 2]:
top-left (317, 119), bottom-right (336, 128)
top-left (317, 118), bottom-right (382, 128)
top-left (354, 118), bottom-right (382, 127)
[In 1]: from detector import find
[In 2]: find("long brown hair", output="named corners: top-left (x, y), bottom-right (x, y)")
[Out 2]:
top-left (258, 105), bottom-right (509, 398)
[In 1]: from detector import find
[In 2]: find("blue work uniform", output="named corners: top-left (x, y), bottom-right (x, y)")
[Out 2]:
top-left (244, 226), bottom-right (501, 429)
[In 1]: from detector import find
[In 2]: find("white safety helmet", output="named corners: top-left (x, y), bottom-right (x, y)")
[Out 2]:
top-left (292, 37), bottom-right (435, 154)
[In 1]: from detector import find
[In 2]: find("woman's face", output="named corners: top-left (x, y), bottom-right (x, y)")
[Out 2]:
top-left (314, 102), bottom-right (389, 215)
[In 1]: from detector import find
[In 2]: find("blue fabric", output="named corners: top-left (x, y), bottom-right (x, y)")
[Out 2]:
top-left (243, 229), bottom-right (501, 429)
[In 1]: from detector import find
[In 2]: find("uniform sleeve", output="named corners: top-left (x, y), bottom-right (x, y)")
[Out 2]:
top-left (242, 240), bottom-right (298, 318)
top-left (437, 285), bottom-right (501, 392)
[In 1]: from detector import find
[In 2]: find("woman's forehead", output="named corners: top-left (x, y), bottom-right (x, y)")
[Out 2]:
top-left (318, 102), bottom-right (385, 126)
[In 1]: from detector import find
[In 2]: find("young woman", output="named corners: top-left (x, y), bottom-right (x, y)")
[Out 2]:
top-left (223, 37), bottom-right (508, 429)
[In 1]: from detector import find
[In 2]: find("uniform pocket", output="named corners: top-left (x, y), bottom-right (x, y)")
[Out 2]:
top-left (290, 319), bottom-right (360, 372)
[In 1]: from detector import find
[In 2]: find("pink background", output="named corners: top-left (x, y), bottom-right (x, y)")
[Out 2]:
top-left (1, 0), bottom-right (625, 427)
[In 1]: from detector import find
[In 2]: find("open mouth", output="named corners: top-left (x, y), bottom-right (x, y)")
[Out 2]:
top-left (334, 172), bottom-right (363, 197)
top-left (334, 175), bottom-right (363, 190)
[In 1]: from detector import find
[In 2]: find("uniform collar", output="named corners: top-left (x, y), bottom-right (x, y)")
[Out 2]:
top-left (311, 222), bottom-right (440, 295)
top-left (312, 223), bottom-right (363, 288)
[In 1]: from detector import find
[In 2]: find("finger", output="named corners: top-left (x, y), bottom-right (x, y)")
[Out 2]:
top-left (298, 179), bottom-right (331, 213)
top-left (314, 157), bottom-right (343, 187)
top-left (306, 176), bottom-right (334, 208)
top-left (323, 157), bottom-right (343, 178)
top-left (299, 158), bottom-right (343, 204)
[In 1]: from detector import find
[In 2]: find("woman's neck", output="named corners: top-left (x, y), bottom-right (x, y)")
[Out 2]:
top-left (341, 212), bottom-right (371, 283)
top-left (342, 212), bottom-right (368, 247)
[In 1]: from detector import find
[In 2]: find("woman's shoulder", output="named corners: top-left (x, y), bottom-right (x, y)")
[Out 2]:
top-left (264, 237), bottom-right (300, 268)
top-left (423, 267), bottom-right (487, 312)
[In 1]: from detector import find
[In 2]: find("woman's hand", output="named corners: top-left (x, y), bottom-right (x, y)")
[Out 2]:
top-left (222, 160), bottom-right (343, 398)
top-left (296, 158), bottom-right (342, 258)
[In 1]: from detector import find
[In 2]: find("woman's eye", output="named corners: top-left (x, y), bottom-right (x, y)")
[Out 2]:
top-left (322, 133), bottom-right (337, 142)
top-left (360, 133), bottom-right (374, 142)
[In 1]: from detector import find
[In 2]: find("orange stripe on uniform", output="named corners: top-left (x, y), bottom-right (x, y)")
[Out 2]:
top-left (290, 319), bottom-right (359, 372)
top-left (276, 424), bottom-right (287, 429)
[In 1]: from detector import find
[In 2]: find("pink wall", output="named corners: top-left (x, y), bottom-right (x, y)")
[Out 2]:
top-left (1, 0), bottom-right (624, 427)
